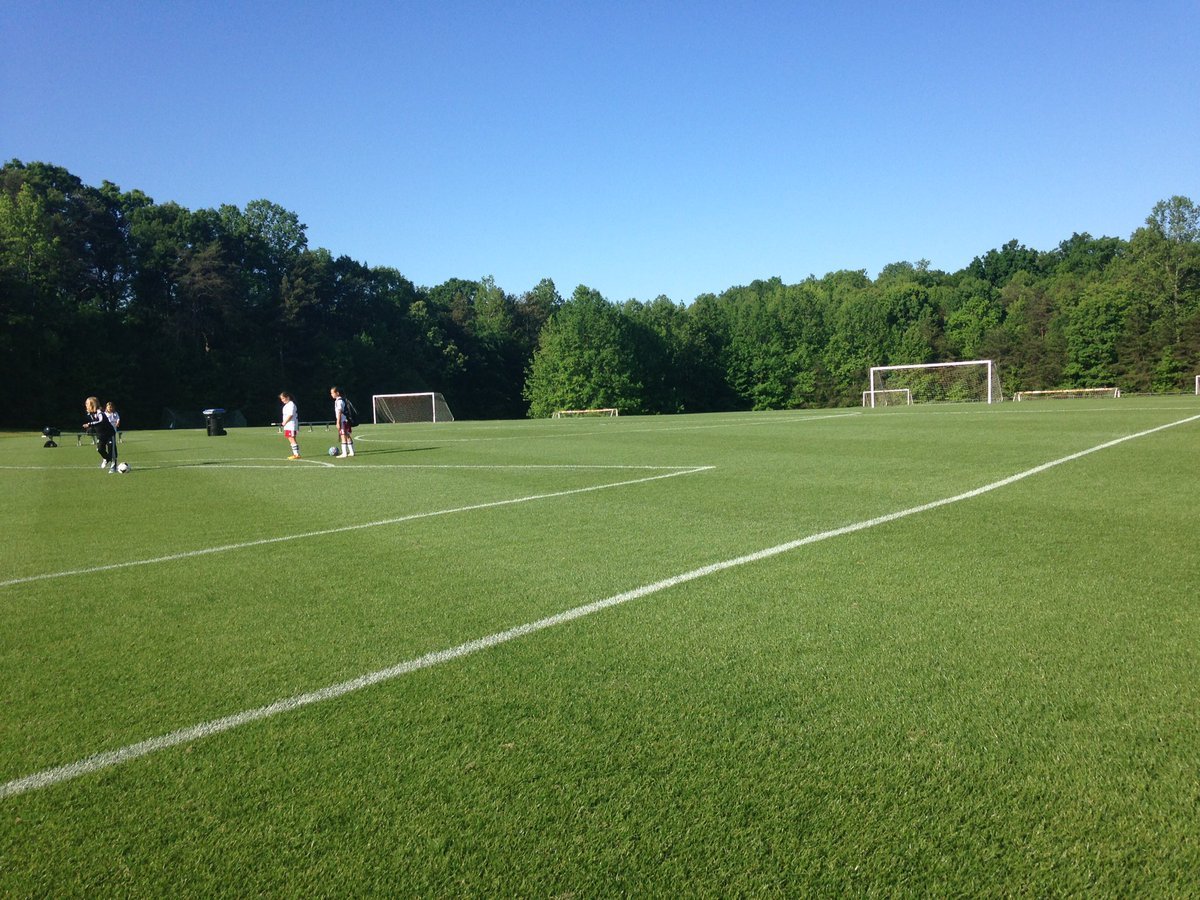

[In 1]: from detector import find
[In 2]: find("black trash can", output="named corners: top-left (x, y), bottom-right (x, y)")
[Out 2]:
top-left (202, 408), bottom-right (227, 436)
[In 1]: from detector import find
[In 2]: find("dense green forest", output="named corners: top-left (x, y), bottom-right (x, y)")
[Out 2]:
top-left (2, 159), bottom-right (1198, 428)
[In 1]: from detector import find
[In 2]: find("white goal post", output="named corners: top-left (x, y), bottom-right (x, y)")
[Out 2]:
top-left (861, 389), bottom-right (911, 407)
top-left (1195, 374), bottom-right (1199, 395)
top-left (1014, 387), bottom-right (1121, 401)
top-left (372, 392), bottom-right (455, 424)
top-left (552, 408), bottom-right (619, 418)
top-left (866, 360), bottom-right (1002, 407)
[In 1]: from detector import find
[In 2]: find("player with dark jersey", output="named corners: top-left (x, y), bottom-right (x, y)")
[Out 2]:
top-left (84, 396), bottom-right (118, 472)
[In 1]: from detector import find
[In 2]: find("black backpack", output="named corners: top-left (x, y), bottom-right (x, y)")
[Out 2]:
top-left (342, 397), bottom-right (358, 427)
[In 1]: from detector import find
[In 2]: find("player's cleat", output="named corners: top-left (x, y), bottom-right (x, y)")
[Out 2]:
top-left (288, 454), bottom-right (301, 460)
top-left (107, 467), bottom-right (117, 474)
top-left (99, 460), bottom-right (109, 469)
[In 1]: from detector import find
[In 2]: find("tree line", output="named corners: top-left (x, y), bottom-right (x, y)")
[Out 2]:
top-left (2, 159), bottom-right (1198, 428)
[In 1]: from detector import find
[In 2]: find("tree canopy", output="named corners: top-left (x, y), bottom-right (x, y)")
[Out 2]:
top-left (2, 159), bottom-right (1198, 427)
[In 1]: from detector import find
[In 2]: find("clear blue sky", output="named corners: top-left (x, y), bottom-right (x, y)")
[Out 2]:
top-left (3, 1), bottom-right (1197, 303)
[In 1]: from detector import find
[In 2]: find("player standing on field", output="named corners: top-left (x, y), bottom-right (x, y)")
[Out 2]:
top-left (331, 386), bottom-right (355, 458)
top-left (104, 401), bottom-right (121, 432)
top-left (104, 401), bottom-right (121, 446)
top-left (280, 392), bottom-right (301, 459)
top-left (84, 396), bottom-right (118, 473)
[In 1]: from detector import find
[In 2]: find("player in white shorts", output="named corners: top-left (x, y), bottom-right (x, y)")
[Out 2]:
top-left (280, 392), bottom-right (300, 459)
top-left (331, 386), bottom-right (355, 457)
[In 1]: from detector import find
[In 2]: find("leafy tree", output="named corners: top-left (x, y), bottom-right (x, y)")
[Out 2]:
top-left (1049, 232), bottom-right (1125, 276)
top-left (1128, 196), bottom-right (1200, 342)
top-left (510, 277), bottom-right (560, 354)
top-left (993, 271), bottom-right (1065, 392)
top-left (1150, 346), bottom-right (1188, 393)
top-left (218, 199), bottom-right (307, 311)
top-left (945, 287), bottom-right (1002, 359)
top-left (461, 276), bottom-right (527, 418)
top-left (623, 295), bottom-right (721, 413)
top-left (1063, 284), bottom-right (1128, 386)
top-left (720, 279), bottom-right (832, 409)
top-left (682, 292), bottom-right (741, 411)
top-left (524, 286), bottom-right (644, 417)
top-left (966, 239), bottom-right (1046, 286)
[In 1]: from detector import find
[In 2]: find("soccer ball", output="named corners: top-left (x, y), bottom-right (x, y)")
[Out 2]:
top-left (327, 446), bottom-right (340, 457)
top-left (115, 462), bottom-right (131, 474)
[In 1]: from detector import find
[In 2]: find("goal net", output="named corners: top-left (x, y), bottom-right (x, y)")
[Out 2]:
top-left (861, 389), bottom-right (911, 408)
top-left (1014, 387), bottom-right (1120, 401)
top-left (866, 360), bottom-right (1002, 406)
top-left (372, 392), bottom-right (455, 424)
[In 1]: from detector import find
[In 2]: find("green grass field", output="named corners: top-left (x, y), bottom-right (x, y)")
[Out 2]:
top-left (3, 399), bottom-right (1199, 895)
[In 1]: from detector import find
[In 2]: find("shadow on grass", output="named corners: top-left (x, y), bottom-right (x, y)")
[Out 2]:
top-left (124, 445), bottom-right (443, 472)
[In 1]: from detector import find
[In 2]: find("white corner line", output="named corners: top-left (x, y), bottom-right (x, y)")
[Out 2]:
top-left (3, 413), bottom-right (1198, 800)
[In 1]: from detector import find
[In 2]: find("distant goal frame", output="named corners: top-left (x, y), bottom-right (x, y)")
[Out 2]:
top-left (371, 392), bottom-right (455, 424)
top-left (1014, 387), bottom-right (1121, 401)
top-left (865, 359), bottom-right (1002, 407)
top-left (861, 388), bottom-right (912, 408)
top-left (552, 408), bottom-right (620, 418)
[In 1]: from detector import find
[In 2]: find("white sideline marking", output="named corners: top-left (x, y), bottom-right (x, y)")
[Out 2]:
top-left (0, 462), bottom-right (711, 472)
top-left (357, 411), bottom-right (860, 443)
top-left (0, 467), bottom-right (713, 589)
top-left (2, 413), bottom-right (1198, 800)
top-left (147, 463), bottom-right (706, 471)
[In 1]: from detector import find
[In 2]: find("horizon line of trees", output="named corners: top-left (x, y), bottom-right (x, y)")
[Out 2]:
top-left (2, 158), bottom-right (1198, 429)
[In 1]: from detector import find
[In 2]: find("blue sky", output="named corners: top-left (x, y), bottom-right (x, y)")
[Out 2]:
top-left (3, 1), bottom-right (1197, 302)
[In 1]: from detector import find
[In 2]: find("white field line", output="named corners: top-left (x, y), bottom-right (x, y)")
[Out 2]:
top-left (142, 463), bottom-right (708, 471)
top-left (887, 404), bottom-right (1200, 418)
top-left (0, 462), bottom-right (713, 472)
top-left (356, 411), bottom-right (860, 443)
top-left (0, 466), bottom-right (713, 589)
top-left (3, 413), bottom-right (1198, 800)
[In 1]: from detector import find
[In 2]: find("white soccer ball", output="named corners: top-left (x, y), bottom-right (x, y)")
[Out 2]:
top-left (115, 462), bottom-right (131, 474)
top-left (328, 446), bottom-right (340, 457)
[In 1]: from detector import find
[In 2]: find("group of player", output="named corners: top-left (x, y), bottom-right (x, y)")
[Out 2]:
top-left (279, 386), bottom-right (356, 460)
top-left (82, 397), bottom-right (121, 472)
top-left (81, 387), bottom-right (356, 471)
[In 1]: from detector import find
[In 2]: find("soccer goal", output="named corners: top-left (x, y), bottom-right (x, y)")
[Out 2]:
top-left (552, 408), bottom-right (620, 418)
top-left (865, 360), bottom-right (1002, 406)
top-left (861, 389), bottom-right (911, 408)
top-left (372, 392), bottom-right (455, 424)
top-left (1014, 387), bottom-right (1121, 401)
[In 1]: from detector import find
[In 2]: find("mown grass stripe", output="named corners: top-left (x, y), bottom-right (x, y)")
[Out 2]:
top-left (4, 413), bottom-right (1195, 800)
top-left (0, 466), bottom-right (714, 589)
